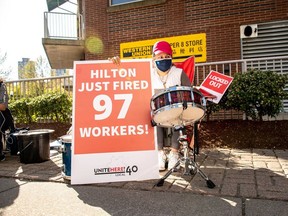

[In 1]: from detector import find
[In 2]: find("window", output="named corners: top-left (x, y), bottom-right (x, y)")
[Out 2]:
top-left (110, 0), bottom-right (143, 6)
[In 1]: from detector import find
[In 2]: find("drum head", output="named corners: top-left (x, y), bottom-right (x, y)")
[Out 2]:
top-left (153, 107), bottom-right (183, 125)
top-left (153, 106), bottom-right (205, 128)
top-left (181, 107), bottom-right (205, 122)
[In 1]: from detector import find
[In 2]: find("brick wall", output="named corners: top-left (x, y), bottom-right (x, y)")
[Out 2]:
top-left (84, 0), bottom-right (288, 62)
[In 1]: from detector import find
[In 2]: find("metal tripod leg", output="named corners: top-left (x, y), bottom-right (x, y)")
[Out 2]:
top-left (155, 126), bottom-right (215, 188)
top-left (154, 159), bottom-right (182, 187)
top-left (154, 153), bottom-right (215, 188)
top-left (184, 155), bottom-right (216, 188)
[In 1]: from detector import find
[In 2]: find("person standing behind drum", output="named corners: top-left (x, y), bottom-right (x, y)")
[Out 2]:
top-left (109, 41), bottom-right (191, 171)
top-left (0, 78), bottom-right (9, 161)
top-left (150, 41), bottom-right (191, 171)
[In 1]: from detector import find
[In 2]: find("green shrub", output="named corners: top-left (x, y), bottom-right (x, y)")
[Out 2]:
top-left (224, 69), bottom-right (288, 121)
top-left (9, 97), bottom-right (32, 123)
top-left (9, 92), bottom-right (72, 123)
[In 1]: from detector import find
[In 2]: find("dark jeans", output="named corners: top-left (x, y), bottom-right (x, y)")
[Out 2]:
top-left (0, 133), bottom-right (3, 155)
top-left (0, 108), bottom-right (16, 155)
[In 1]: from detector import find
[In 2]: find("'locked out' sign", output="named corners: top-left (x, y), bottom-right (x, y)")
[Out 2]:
top-left (200, 70), bottom-right (233, 104)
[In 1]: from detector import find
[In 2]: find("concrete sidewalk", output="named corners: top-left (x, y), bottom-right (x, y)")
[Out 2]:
top-left (0, 148), bottom-right (288, 215)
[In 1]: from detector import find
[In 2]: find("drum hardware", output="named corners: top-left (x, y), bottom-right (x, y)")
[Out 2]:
top-left (193, 121), bottom-right (199, 155)
top-left (154, 124), bottom-right (215, 188)
top-left (182, 100), bottom-right (187, 109)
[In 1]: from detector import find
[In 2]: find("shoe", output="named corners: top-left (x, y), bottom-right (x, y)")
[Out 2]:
top-left (158, 150), bottom-right (167, 171)
top-left (168, 151), bottom-right (180, 170)
top-left (0, 154), bottom-right (5, 162)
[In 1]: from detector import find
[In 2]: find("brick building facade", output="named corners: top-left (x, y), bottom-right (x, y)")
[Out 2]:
top-left (81, 0), bottom-right (288, 63)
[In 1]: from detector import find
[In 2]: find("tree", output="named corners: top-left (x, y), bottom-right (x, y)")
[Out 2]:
top-left (0, 50), bottom-right (12, 78)
top-left (19, 61), bottom-right (37, 79)
top-left (36, 56), bottom-right (51, 77)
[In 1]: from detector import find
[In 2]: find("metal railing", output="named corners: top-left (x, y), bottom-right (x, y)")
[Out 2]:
top-left (44, 11), bottom-right (84, 40)
top-left (194, 56), bottom-right (288, 120)
top-left (6, 76), bottom-right (73, 100)
top-left (194, 56), bottom-right (288, 86)
top-left (6, 56), bottom-right (288, 120)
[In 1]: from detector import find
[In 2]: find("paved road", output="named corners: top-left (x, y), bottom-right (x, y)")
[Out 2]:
top-left (1, 177), bottom-right (288, 216)
top-left (0, 148), bottom-right (288, 215)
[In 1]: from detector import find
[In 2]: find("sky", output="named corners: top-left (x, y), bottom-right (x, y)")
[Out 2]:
top-left (0, 0), bottom-right (49, 80)
top-left (0, 0), bottom-right (77, 80)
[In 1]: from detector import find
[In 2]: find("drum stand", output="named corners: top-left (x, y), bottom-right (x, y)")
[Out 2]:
top-left (154, 125), bottom-right (215, 188)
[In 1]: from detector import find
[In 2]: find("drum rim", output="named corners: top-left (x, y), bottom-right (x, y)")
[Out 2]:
top-left (151, 85), bottom-right (194, 99)
top-left (167, 85), bottom-right (193, 91)
top-left (153, 102), bottom-right (205, 114)
top-left (60, 134), bottom-right (72, 143)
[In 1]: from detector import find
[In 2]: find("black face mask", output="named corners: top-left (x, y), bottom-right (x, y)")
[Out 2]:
top-left (155, 59), bottom-right (172, 72)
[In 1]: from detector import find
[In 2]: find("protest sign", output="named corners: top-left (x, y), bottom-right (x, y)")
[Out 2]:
top-left (200, 70), bottom-right (233, 103)
top-left (71, 59), bottom-right (158, 185)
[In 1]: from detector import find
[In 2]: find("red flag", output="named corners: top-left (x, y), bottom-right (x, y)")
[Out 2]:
top-left (174, 56), bottom-right (216, 99)
top-left (174, 56), bottom-right (195, 83)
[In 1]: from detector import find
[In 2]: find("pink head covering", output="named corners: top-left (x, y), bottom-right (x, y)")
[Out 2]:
top-left (152, 41), bottom-right (173, 57)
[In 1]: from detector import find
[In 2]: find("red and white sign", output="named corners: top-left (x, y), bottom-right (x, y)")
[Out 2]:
top-left (71, 59), bottom-right (158, 185)
top-left (200, 70), bottom-right (233, 103)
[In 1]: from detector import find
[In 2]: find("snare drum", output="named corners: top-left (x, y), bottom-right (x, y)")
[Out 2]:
top-left (150, 86), bottom-right (205, 127)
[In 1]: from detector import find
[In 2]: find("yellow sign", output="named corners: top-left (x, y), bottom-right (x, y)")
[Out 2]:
top-left (120, 33), bottom-right (206, 62)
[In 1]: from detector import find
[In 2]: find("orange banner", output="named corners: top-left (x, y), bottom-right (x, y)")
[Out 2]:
top-left (73, 60), bottom-right (155, 154)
